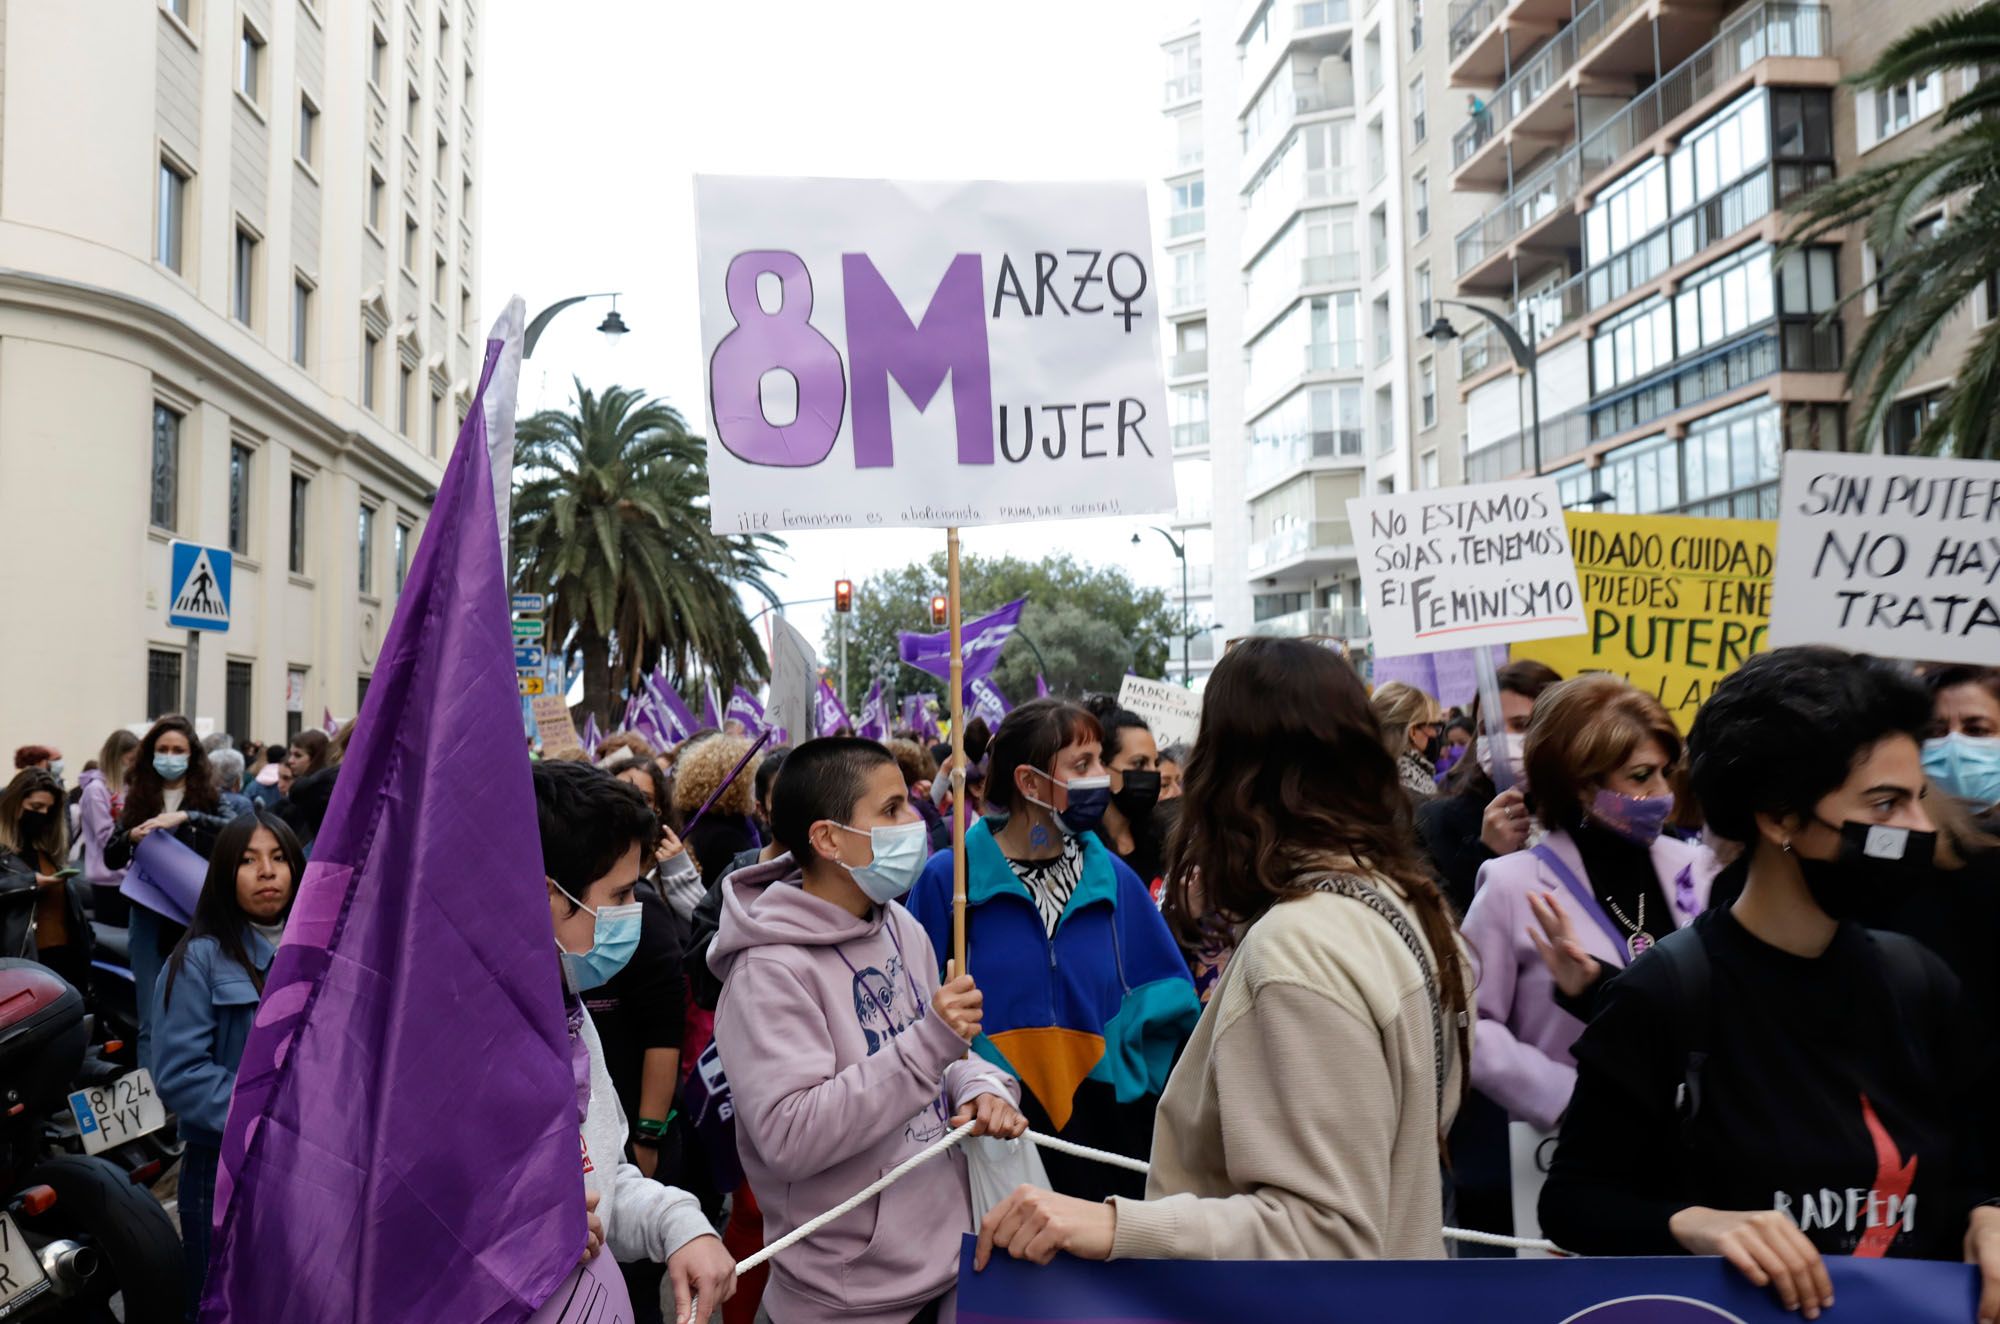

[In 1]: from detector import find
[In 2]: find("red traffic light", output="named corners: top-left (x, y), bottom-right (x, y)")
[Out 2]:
top-left (929, 594), bottom-right (949, 627)
top-left (834, 579), bottom-right (853, 613)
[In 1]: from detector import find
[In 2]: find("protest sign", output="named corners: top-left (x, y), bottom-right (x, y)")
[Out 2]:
top-left (1515, 511), bottom-right (1775, 729)
top-left (694, 176), bottom-right (1175, 533)
top-left (1116, 675), bottom-right (1201, 747)
top-left (527, 1252), bottom-right (631, 1324)
top-left (530, 695), bottom-right (582, 756)
top-left (957, 1241), bottom-right (1976, 1323)
top-left (1370, 647), bottom-right (1507, 709)
top-left (1348, 479), bottom-right (1583, 658)
top-left (1769, 451), bottom-right (2000, 664)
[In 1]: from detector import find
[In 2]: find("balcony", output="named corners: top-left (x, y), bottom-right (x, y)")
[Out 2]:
top-left (1250, 605), bottom-right (1371, 638)
top-left (1169, 348), bottom-right (1210, 377)
top-left (1304, 341), bottom-right (1363, 372)
top-left (1453, 2), bottom-right (1832, 286)
top-left (1169, 282), bottom-right (1208, 313)
top-left (1248, 519), bottom-right (1357, 570)
top-left (1248, 427), bottom-right (1366, 488)
top-left (1242, 165), bottom-right (1361, 260)
top-left (1460, 271), bottom-right (1587, 380)
top-left (1302, 252), bottom-right (1362, 286)
top-left (1168, 208), bottom-right (1206, 239)
top-left (1166, 72), bottom-right (1204, 106)
top-left (1171, 421), bottom-right (1211, 451)
top-left (1449, 0), bottom-right (1577, 84)
top-left (1464, 405), bottom-right (1593, 482)
top-left (1297, 0), bottom-right (1352, 29)
top-left (1173, 143), bottom-right (1206, 172)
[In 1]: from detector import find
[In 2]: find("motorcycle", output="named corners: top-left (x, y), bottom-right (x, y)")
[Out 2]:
top-left (0, 960), bottom-right (183, 1322)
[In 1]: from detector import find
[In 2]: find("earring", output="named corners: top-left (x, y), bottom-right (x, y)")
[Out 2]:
top-left (1781, 839), bottom-right (1793, 853)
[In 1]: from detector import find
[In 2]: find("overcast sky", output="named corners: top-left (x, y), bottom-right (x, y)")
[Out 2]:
top-left (482, 0), bottom-right (1199, 660)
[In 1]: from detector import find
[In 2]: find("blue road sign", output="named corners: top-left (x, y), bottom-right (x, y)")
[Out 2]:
top-left (515, 645), bottom-right (545, 670)
top-left (511, 594), bottom-right (546, 613)
top-left (168, 541), bottom-right (232, 632)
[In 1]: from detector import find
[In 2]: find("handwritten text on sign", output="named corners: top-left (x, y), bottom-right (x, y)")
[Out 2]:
top-left (1769, 452), bottom-right (2000, 664)
top-left (1514, 512), bottom-right (1774, 729)
top-left (694, 176), bottom-right (1175, 534)
top-left (1348, 480), bottom-right (1583, 657)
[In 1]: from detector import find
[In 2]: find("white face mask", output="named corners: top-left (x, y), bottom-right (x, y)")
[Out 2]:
top-left (1475, 732), bottom-right (1527, 780)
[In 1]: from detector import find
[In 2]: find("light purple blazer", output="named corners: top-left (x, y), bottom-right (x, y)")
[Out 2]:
top-left (1459, 828), bottom-right (1719, 1130)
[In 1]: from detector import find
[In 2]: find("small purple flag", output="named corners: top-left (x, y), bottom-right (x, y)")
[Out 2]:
top-left (645, 671), bottom-right (698, 744)
top-left (702, 685), bottom-right (722, 732)
top-left (966, 676), bottom-right (1012, 727)
top-left (322, 707), bottom-right (338, 735)
top-left (203, 335), bottom-right (583, 1322)
top-left (580, 712), bottom-right (603, 758)
top-left (120, 830), bottom-right (207, 926)
top-left (814, 679), bottom-right (851, 735)
top-left (856, 680), bottom-right (891, 742)
top-left (725, 685), bottom-right (765, 734)
top-left (1034, 673), bottom-right (1050, 698)
top-left (897, 598), bottom-right (1025, 686)
top-left (616, 695), bottom-right (637, 736)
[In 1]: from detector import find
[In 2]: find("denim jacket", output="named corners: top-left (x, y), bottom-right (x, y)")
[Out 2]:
top-left (152, 931), bottom-right (276, 1146)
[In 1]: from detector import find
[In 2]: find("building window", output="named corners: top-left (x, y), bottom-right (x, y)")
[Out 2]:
top-left (147, 649), bottom-right (184, 721)
top-left (433, 253), bottom-right (447, 305)
top-left (151, 402), bottom-right (181, 531)
top-left (228, 442), bottom-right (252, 554)
top-left (298, 93), bottom-right (319, 168)
top-left (357, 676), bottom-right (372, 711)
top-left (1414, 261), bottom-right (1433, 327)
top-left (367, 168), bottom-right (386, 233)
top-left (460, 286), bottom-right (473, 335)
top-left (1409, 76), bottom-right (1427, 144)
top-left (403, 215), bottom-right (419, 272)
top-left (288, 473), bottom-right (309, 574)
top-left (163, 0), bottom-right (192, 22)
top-left (1420, 450), bottom-right (1439, 488)
top-left (398, 365), bottom-right (413, 435)
top-left (1867, 74), bottom-right (1943, 148)
top-left (362, 331), bottom-right (380, 409)
top-left (435, 129), bottom-right (449, 182)
top-left (157, 157), bottom-right (189, 272)
top-left (370, 25), bottom-right (387, 89)
top-left (430, 388), bottom-right (446, 456)
top-left (1413, 170), bottom-right (1430, 237)
top-left (233, 225), bottom-right (257, 324)
top-left (1420, 358), bottom-right (1437, 429)
top-left (239, 18), bottom-right (265, 102)
top-left (358, 503), bottom-right (377, 594)
top-left (395, 522), bottom-right (412, 591)
top-left (1885, 390), bottom-right (1944, 456)
top-left (226, 660), bottom-right (253, 743)
top-left (407, 84), bottom-right (421, 141)
top-left (1410, 0), bottom-right (1422, 50)
top-left (292, 276), bottom-right (312, 366)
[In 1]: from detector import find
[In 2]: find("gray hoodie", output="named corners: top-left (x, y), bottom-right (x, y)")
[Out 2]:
top-left (709, 855), bottom-right (1017, 1324)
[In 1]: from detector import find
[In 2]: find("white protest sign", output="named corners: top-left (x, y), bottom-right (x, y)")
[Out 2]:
top-left (694, 175), bottom-right (1175, 533)
top-left (1347, 479), bottom-right (1583, 657)
top-left (1769, 451), bottom-right (2000, 663)
top-left (1117, 675), bottom-right (1202, 748)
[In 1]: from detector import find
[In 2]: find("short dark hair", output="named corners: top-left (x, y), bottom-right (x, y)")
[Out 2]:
top-left (1924, 664), bottom-right (2000, 711)
top-left (265, 745), bottom-right (286, 764)
top-left (1688, 647), bottom-right (1933, 845)
top-left (164, 809), bottom-right (304, 1007)
top-left (753, 746), bottom-right (789, 811)
top-left (603, 755), bottom-right (670, 815)
top-left (985, 699), bottom-right (1103, 815)
top-left (531, 760), bottom-right (659, 911)
top-left (770, 738), bottom-right (897, 863)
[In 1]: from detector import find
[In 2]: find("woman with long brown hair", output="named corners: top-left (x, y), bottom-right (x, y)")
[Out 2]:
top-left (0, 767), bottom-right (91, 989)
top-left (974, 636), bottom-right (1473, 1268)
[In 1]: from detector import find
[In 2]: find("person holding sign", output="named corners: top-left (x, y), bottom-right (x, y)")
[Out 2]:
top-left (1541, 648), bottom-right (2000, 1324)
top-left (973, 639), bottom-right (1472, 1268)
top-left (1459, 677), bottom-right (1716, 1134)
top-left (907, 700), bottom-right (1200, 1203)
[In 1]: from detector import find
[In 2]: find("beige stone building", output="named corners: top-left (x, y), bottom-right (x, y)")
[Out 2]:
top-left (0, 0), bottom-right (483, 766)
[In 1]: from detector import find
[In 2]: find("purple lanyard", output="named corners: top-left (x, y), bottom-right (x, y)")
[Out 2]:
top-left (834, 919), bottom-right (947, 1125)
top-left (1529, 843), bottom-right (1631, 965)
top-left (564, 992), bottom-right (593, 1126)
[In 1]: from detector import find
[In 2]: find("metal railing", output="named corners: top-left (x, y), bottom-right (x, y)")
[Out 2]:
top-left (1171, 421), bottom-right (1211, 451)
top-left (1304, 341), bottom-right (1363, 372)
top-left (1302, 252), bottom-right (1363, 284)
top-left (1169, 348), bottom-right (1209, 376)
top-left (1448, 0), bottom-right (1504, 61)
top-left (1464, 405), bottom-right (1593, 482)
top-left (1451, 0), bottom-right (1647, 169)
top-left (1248, 520), bottom-right (1357, 570)
top-left (1165, 73), bottom-right (1204, 104)
top-left (1248, 427), bottom-right (1366, 486)
top-left (1169, 209), bottom-right (1206, 238)
top-left (1453, 2), bottom-right (1831, 277)
top-left (1250, 605), bottom-right (1370, 637)
top-left (1298, 0), bottom-right (1352, 28)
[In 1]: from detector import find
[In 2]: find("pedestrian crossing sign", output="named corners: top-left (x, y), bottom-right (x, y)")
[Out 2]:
top-left (168, 541), bottom-right (232, 632)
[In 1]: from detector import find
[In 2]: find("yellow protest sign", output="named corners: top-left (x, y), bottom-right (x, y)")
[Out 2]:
top-left (1513, 511), bottom-right (1776, 731)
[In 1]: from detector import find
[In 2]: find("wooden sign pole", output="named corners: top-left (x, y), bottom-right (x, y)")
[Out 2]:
top-left (947, 526), bottom-right (969, 974)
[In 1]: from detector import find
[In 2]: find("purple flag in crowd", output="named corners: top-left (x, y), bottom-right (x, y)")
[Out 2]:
top-left (856, 680), bottom-right (891, 742)
top-left (646, 668), bottom-right (699, 744)
top-left (1034, 673), bottom-right (1050, 698)
top-left (579, 712), bottom-right (603, 758)
top-left (203, 337), bottom-right (583, 1322)
top-left (322, 707), bottom-right (338, 735)
top-left (814, 679), bottom-right (851, 735)
top-left (1370, 646), bottom-right (1507, 710)
top-left (702, 685), bottom-right (722, 731)
top-left (966, 676), bottom-right (1012, 727)
top-left (726, 685), bottom-right (765, 733)
top-left (616, 694), bottom-right (638, 736)
top-left (897, 598), bottom-right (1025, 685)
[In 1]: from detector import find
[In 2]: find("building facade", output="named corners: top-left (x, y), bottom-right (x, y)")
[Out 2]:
top-left (0, 0), bottom-right (483, 764)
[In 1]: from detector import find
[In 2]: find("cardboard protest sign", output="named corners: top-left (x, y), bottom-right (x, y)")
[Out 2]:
top-left (1514, 512), bottom-right (1775, 729)
top-left (1770, 451), bottom-right (2000, 664)
top-left (1348, 480), bottom-right (1583, 657)
top-left (1116, 675), bottom-right (1202, 747)
top-left (530, 695), bottom-right (582, 756)
top-left (694, 176), bottom-right (1175, 532)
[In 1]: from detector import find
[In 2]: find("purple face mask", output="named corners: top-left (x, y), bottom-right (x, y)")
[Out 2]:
top-left (1590, 788), bottom-right (1673, 846)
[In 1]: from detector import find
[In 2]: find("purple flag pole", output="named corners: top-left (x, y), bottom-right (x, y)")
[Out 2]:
top-left (681, 729), bottom-right (773, 835)
top-left (203, 330), bottom-right (585, 1323)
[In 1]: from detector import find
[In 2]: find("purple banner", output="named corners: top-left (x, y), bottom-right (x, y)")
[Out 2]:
top-left (120, 829), bottom-right (208, 926)
top-left (1371, 645), bottom-right (1507, 710)
top-left (898, 598), bottom-right (1026, 685)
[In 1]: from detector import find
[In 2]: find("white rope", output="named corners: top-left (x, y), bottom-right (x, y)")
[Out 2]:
top-left (1439, 1227), bottom-right (1561, 1253)
top-left (1023, 1128), bottom-right (1152, 1174)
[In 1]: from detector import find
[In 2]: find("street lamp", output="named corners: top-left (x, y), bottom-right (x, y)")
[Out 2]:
top-left (524, 292), bottom-right (629, 358)
top-left (1567, 489), bottom-right (1617, 510)
top-left (1425, 297), bottom-right (1541, 476)
top-left (1132, 526), bottom-right (1191, 686)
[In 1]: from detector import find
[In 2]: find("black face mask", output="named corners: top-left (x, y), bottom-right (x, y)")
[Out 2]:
top-left (17, 810), bottom-right (51, 840)
top-left (1795, 817), bottom-right (1937, 923)
top-left (1112, 770), bottom-right (1162, 823)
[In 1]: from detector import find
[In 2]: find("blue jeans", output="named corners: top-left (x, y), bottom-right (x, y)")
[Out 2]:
top-left (178, 1142), bottom-right (218, 1321)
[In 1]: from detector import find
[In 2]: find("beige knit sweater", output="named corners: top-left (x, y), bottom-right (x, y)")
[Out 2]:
top-left (1109, 877), bottom-right (1469, 1262)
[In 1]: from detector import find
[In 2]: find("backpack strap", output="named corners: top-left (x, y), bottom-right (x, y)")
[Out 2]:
top-left (1652, 925), bottom-right (1713, 1148)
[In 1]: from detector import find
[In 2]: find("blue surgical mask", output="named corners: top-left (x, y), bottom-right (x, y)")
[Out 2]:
top-left (153, 753), bottom-right (190, 782)
top-left (833, 820), bottom-right (930, 903)
top-left (1027, 770), bottom-right (1113, 837)
top-left (1589, 788), bottom-right (1674, 846)
top-left (551, 880), bottom-right (643, 991)
top-left (1924, 734), bottom-right (2000, 812)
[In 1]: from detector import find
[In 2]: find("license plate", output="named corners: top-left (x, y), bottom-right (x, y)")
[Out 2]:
top-left (67, 1069), bottom-right (167, 1156)
top-left (0, 1211), bottom-right (47, 1308)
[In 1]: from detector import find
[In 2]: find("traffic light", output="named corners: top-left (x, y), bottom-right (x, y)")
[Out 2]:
top-left (834, 579), bottom-right (853, 613)
top-left (929, 594), bottom-right (949, 627)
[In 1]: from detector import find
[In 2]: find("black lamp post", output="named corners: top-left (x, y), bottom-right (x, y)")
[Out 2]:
top-left (1425, 296), bottom-right (1541, 475)
top-left (524, 293), bottom-right (629, 358)
top-left (1132, 527), bottom-right (1190, 685)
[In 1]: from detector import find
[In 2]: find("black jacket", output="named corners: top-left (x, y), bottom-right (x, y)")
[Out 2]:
top-left (1416, 789), bottom-right (1494, 918)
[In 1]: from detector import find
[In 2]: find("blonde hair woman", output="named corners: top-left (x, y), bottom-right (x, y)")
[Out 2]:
top-left (670, 734), bottom-right (762, 888)
top-left (1371, 681), bottom-right (1444, 801)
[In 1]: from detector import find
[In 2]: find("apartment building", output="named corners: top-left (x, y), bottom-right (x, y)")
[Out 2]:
top-left (0, 0), bottom-right (483, 762)
top-left (1159, 0), bottom-right (1422, 679)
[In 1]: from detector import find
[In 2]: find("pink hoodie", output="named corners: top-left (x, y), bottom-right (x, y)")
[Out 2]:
top-left (709, 855), bottom-right (1018, 1324)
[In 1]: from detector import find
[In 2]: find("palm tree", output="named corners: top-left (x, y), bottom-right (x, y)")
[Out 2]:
top-left (1783, 3), bottom-right (2000, 457)
top-left (512, 381), bottom-right (781, 728)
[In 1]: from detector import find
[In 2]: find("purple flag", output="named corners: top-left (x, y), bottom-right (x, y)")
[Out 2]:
top-left (725, 685), bottom-right (765, 734)
top-left (897, 598), bottom-right (1025, 685)
top-left (616, 694), bottom-right (638, 736)
top-left (702, 685), bottom-right (722, 731)
top-left (120, 830), bottom-right (207, 926)
top-left (814, 679), bottom-right (851, 735)
top-left (1034, 673), bottom-right (1050, 698)
top-left (966, 676), bottom-right (1012, 727)
top-left (856, 681), bottom-right (891, 742)
top-left (204, 337), bottom-right (583, 1322)
top-left (1371, 646), bottom-right (1507, 710)
top-left (645, 671), bottom-right (698, 744)
top-left (579, 712), bottom-right (603, 758)
top-left (322, 707), bottom-right (338, 735)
